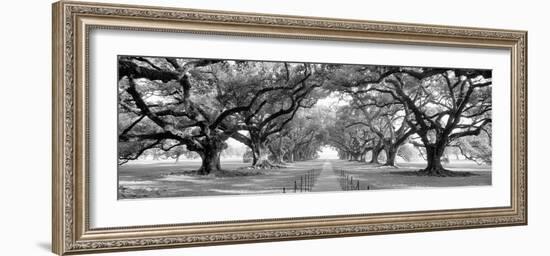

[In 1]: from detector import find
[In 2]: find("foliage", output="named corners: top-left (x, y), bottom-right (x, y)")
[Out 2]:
top-left (118, 56), bottom-right (492, 176)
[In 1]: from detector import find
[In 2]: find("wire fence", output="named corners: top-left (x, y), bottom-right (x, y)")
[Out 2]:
top-left (281, 169), bottom-right (320, 193)
top-left (336, 169), bottom-right (371, 191)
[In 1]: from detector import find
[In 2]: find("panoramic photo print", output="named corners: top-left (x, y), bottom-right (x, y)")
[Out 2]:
top-left (117, 56), bottom-right (492, 199)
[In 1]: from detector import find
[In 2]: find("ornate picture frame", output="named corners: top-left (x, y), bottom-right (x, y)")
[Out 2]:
top-left (52, 1), bottom-right (527, 255)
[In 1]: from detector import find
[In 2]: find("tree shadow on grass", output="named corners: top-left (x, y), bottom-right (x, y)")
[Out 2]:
top-left (166, 169), bottom-right (266, 177)
top-left (390, 170), bottom-right (478, 177)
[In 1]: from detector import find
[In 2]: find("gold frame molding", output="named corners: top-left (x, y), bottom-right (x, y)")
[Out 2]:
top-left (52, 1), bottom-right (527, 255)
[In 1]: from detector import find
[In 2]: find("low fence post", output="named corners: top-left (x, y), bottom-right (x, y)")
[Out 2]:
top-left (309, 172), bottom-right (312, 191)
top-left (308, 171), bottom-right (311, 191)
top-left (305, 174), bottom-right (308, 191)
top-left (309, 173), bottom-right (311, 191)
top-left (308, 173), bottom-right (311, 191)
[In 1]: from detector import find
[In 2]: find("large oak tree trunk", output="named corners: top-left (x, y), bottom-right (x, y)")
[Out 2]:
top-left (268, 143), bottom-right (286, 165)
top-left (421, 145), bottom-right (447, 176)
top-left (196, 137), bottom-right (225, 175)
top-left (253, 146), bottom-right (269, 166)
top-left (269, 148), bottom-right (285, 165)
top-left (419, 144), bottom-right (454, 176)
top-left (370, 146), bottom-right (382, 164)
top-left (383, 145), bottom-right (397, 166)
top-left (272, 154), bottom-right (285, 165)
top-left (197, 148), bottom-right (222, 175)
top-left (251, 141), bottom-right (277, 168)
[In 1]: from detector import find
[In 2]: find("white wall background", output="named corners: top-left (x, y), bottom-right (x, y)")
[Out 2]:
top-left (0, 0), bottom-right (547, 255)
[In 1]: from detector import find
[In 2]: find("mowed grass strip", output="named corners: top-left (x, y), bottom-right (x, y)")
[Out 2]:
top-left (118, 159), bottom-right (491, 199)
top-left (118, 159), bottom-right (326, 199)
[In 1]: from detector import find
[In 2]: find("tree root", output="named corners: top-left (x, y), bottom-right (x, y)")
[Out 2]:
top-left (210, 169), bottom-right (264, 177)
top-left (417, 168), bottom-right (475, 177)
top-left (247, 160), bottom-right (286, 169)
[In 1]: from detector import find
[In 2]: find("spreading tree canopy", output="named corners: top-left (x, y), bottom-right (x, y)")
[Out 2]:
top-left (118, 56), bottom-right (492, 176)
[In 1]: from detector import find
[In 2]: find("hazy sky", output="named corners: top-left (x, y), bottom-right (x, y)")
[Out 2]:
top-left (318, 146), bottom-right (338, 159)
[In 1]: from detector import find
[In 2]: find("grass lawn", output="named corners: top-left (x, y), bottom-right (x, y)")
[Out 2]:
top-left (118, 159), bottom-right (322, 199)
top-left (118, 159), bottom-right (491, 199)
top-left (332, 160), bottom-right (491, 190)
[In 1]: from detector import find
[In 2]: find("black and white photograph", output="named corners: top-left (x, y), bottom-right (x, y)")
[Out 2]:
top-left (117, 56), bottom-right (492, 199)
